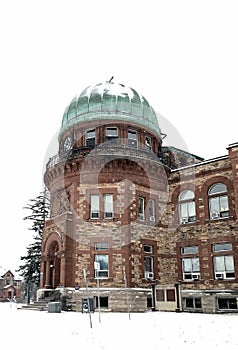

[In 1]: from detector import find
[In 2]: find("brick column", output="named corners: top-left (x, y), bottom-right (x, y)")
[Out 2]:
top-left (228, 143), bottom-right (238, 220)
top-left (44, 260), bottom-right (51, 288)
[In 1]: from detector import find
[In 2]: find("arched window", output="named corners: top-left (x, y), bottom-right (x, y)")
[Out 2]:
top-left (208, 183), bottom-right (229, 219)
top-left (178, 190), bottom-right (196, 224)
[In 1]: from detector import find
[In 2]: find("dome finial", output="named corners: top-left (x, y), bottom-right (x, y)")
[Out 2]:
top-left (108, 76), bottom-right (114, 83)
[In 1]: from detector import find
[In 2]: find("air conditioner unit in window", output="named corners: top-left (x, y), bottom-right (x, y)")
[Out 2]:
top-left (215, 272), bottom-right (225, 280)
top-left (150, 216), bottom-right (155, 222)
top-left (139, 213), bottom-right (144, 221)
top-left (145, 271), bottom-right (154, 279)
top-left (211, 212), bottom-right (220, 219)
top-left (192, 274), bottom-right (200, 281)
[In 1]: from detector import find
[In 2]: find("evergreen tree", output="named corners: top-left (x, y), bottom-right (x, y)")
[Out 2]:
top-left (17, 190), bottom-right (50, 300)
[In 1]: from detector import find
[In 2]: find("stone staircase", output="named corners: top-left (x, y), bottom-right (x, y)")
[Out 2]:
top-left (19, 296), bottom-right (53, 311)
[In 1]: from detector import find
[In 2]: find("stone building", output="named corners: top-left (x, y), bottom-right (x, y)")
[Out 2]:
top-left (39, 81), bottom-right (238, 313)
top-left (0, 269), bottom-right (22, 301)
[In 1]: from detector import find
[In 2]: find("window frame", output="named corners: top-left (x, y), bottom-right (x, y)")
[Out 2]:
top-left (181, 245), bottom-right (200, 281)
top-left (86, 128), bottom-right (96, 147)
top-left (94, 254), bottom-right (109, 279)
top-left (105, 127), bottom-right (118, 144)
top-left (89, 193), bottom-right (114, 220)
top-left (212, 242), bottom-right (235, 280)
top-left (145, 136), bottom-right (152, 150)
top-left (90, 194), bottom-right (100, 219)
top-left (148, 199), bottom-right (155, 223)
top-left (143, 244), bottom-right (154, 279)
top-left (178, 190), bottom-right (196, 224)
top-left (208, 183), bottom-right (229, 220)
top-left (138, 197), bottom-right (145, 221)
top-left (128, 129), bottom-right (137, 148)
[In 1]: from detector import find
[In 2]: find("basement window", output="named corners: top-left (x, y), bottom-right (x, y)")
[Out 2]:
top-left (183, 297), bottom-right (202, 309)
top-left (217, 298), bottom-right (237, 310)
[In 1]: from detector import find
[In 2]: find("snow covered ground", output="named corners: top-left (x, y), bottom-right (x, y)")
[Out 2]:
top-left (1, 302), bottom-right (238, 349)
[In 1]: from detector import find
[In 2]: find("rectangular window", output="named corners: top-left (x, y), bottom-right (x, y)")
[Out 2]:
top-left (139, 197), bottom-right (145, 221)
top-left (144, 256), bottom-right (153, 279)
top-left (184, 297), bottom-right (202, 309)
top-left (144, 245), bottom-right (153, 254)
top-left (210, 195), bottom-right (229, 219)
top-left (149, 199), bottom-right (155, 222)
top-left (214, 255), bottom-right (235, 279)
top-left (182, 257), bottom-right (200, 280)
top-left (166, 289), bottom-right (176, 302)
top-left (156, 289), bottom-right (165, 302)
top-left (128, 130), bottom-right (137, 148)
top-left (218, 298), bottom-right (237, 310)
top-left (145, 136), bottom-right (152, 150)
top-left (90, 194), bottom-right (100, 219)
top-left (213, 242), bottom-right (232, 252)
top-left (95, 254), bottom-right (109, 278)
top-left (95, 296), bottom-right (108, 308)
top-left (86, 129), bottom-right (96, 147)
top-left (95, 242), bottom-right (109, 251)
top-left (106, 127), bottom-right (118, 144)
top-left (179, 202), bottom-right (196, 223)
top-left (104, 194), bottom-right (113, 219)
top-left (181, 246), bottom-right (199, 255)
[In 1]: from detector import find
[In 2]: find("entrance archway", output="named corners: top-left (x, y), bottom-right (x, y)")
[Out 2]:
top-left (47, 240), bottom-right (61, 289)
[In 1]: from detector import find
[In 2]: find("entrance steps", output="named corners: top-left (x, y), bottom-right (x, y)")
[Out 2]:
top-left (19, 296), bottom-right (53, 311)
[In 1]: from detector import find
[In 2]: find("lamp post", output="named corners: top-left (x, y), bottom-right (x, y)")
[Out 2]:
top-left (94, 261), bottom-right (101, 323)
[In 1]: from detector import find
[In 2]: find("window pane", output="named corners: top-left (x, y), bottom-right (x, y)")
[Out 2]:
top-left (225, 256), bottom-right (234, 272)
top-left (209, 197), bottom-right (220, 218)
top-left (179, 190), bottom-right (194, 201)
top-left (144, 245), bottom-right (153, 253)
top-left (181, 246), bottom-right (198, 255)
top-left (104, 194), bottom-right (113, 218)
top-left (209, 183), bottom-right (227, 195)
top-left (95, 242), bottom-right (109, 250)
top-left (128, 130), bottom-right (137, 140)
top-left (183, 258), bottom-right (192, 272)
top-left (213, 243), bottom-right (232, 252)
top-left (166, 289), bottom-right (176, 302)
top-left (214, 256), bottom-right (225, 271)
top-left (106, 128), bottom-right (118, 144)
top-left (179, 203), bottom-right (187, 218)
top-left (149, 199), bottom-right (155, 218)
top-left (128, 130), bottom-right (137, 147)
top-left (220, 195), bottom-right (229, 212)
top-left (144, 256), bottom-right (153, 272)
top-left (187, 202), bottom-right (196, 218)
top-left (86, 129), bottom-right (96, 147)
top-left (183, 258), bottom-right (200, 273)
top-left (86, 129), bottom-right (95, 139)
top-left (106, 127), bottom-right (118, 137)
top-left (156, 289), bottom-right (165, 302)
top-left (195, 298), bottom-right (202, 308)
top-left (95, 255), bottom-right (108, 270)
top-left (146, 136), bottom-right (151, 150)
top-left (185, 298), bottom-right (194, 308)
top-left (192, 258), bottom-right (200, 272)
top-left (91, 194), bottom-right (99, 218)
top-left (139, 197), bottom-right (145, 220)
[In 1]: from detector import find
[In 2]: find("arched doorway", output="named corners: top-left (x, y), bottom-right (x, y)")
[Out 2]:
top-left (47, 240), bottom-right (61, 289)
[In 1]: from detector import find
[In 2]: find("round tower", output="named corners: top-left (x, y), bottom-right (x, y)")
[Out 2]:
top-left (41, 81), bottom-right (169, 311)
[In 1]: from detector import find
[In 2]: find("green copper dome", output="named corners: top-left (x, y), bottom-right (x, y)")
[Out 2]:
top-left (60, 82), bottom-right (161, 138)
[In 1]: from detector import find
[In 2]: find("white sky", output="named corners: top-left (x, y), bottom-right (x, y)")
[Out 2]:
top-left (1, 0), bottom-right (238, 273)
